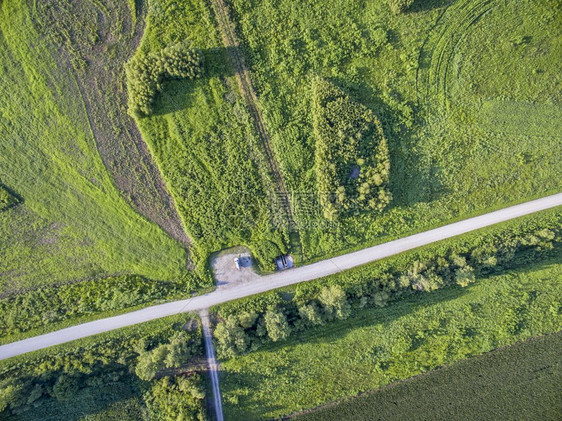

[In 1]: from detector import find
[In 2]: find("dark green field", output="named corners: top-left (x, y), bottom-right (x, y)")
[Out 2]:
top-left (295, 332), bottom-right (562, 421)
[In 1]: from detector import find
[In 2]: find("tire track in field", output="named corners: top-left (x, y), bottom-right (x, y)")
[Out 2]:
top-left (417, 0), bottom-right (495, 108)
top-left (208, 0), bottom-right (302, 249)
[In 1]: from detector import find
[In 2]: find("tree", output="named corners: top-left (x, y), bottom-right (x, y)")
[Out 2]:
top-left (135, 332), bottom-right (192, 380)
top-left (214, 316), bottom-right (250, 358)
top-left (52, 375), bottom-right (79, 401)
top-left (264, 309), bottom-right (291, 342)
top-left (298, 303), bottom-right (324, 326)
top-left (373, 291), bottom-right (390, 307)
top-left (455, 266), bottom-right (476, 287)
top-left (126, 43), bottom-right (203, 117)
top-left (145, 376), bottom-right (206, 421)
top-left (238, 311), bottom-right (258, 329)
top-left (0, 380), bottom-right (23, 413)
top-left (318, 285), bottom-right (351, 320)
top-left (388, 0), bottom-right (414, 15)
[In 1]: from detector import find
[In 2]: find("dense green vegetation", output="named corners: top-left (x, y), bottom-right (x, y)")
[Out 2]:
top-left (312, 78), bottom-right (391, 221)
top-left (213, 210), bottom-right (561, 357)
top-left (228, 0), bottom-right (562, 259)
top-left (132, 0), bottom-right (288, 271)
top-left (126, 43), bottom-right (203, 117)
top-left (0, 185), bottom-right (19, 212)
top-left (0, 274), bottom-right (201, 342)
top-left (295, 332), bottom-right (562, 421)
top-left (0, 315), bottom-right (206, 420)
top-left (219, 256), bottom-right (562, 419)
top-left (0, 0), bottom-right (191, 295)
top-left (388, 0), bottom-right (414, 15)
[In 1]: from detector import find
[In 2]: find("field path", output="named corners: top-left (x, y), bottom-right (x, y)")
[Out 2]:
top-left (209, 0), bottom-right (300, 238)
top-left (0, 193), bottom-right (560, 361)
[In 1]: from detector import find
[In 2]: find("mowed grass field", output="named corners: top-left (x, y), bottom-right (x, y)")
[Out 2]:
top-left (0, 0), bottom-right (189, 295)
top-left (295, 332), bottom-right (562, 421)
top-left (226, 0), bottom-right (562, 259)
top-left (220, 255), bottom-right (562, 419)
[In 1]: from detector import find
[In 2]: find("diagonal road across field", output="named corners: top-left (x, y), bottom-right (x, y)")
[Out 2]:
top-left (0, 193), bottom-right (561, 361)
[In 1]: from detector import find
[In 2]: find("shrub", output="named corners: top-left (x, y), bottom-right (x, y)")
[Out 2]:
top-left (312, 78), bottom-right (391, 220)
top-left (388, 0), bottom-right (414, 15)
top-left (126, 43), bottom-right (203, 117)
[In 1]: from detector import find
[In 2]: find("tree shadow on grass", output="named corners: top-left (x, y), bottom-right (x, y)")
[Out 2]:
top-left (6, 374), bottom-right (142, 421)
top-left (150, 46), bottom-right (239, 117)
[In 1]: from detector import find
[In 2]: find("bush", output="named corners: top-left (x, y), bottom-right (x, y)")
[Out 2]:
top-left (388, 0), bottom-right (414, 15)
top-left (312, 78), bottom-right (391, 220)
top-left (0, 273), bottom-right (203, 338)
top-left (126, 43), bottom-right (203, 117)
top-left (0, 185), bottom-right (19, 211)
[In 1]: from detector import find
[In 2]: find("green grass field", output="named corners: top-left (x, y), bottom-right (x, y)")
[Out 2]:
top-left (226, 0), bottom-right (562, 260)
top-left (0, 0), bottom-right (191, 295)
top-left (131, 0), bottom-right (290, 272)
top-left (220, 257), bottom-right (562, 419)
top-left (294, 332), bottom-right (562, 421)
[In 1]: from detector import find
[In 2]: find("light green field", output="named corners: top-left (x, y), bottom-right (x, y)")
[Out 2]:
top-left (227, 0), bottom-right (562, 260)
top-left (0, 1), bottom-right (189, 294)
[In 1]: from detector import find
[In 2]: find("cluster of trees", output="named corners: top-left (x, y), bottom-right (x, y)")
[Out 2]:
top-left (0, 185), bottom-right (19, 211)
top-left (144, 376), bottom-right (206, 421)
top-left (213, 223), bottom-right (561, 358)
top-left (0, 274), bottom-right (202, 338)
top-left (0, 318), bottom-right (206, 420)
top-left (135, 331), bottom-right (200, 381)
top-left (388, 0), bottom-right (414, 15)
top-left (126, 43), bottom-right (203, 117)
top-left (312, 78), bottom-right (392, 221)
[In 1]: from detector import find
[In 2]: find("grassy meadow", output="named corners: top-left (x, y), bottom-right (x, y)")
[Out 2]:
top-left (0, 0), bottom-right (192, 295)
top-left (226, 0), bottom-right (562, 259)
top-left (131, 0), bottom-right (289, 272)
top-left (295, 332), bottom-right (562, 421)
top-left (220, 256), bottom-right (562, 419)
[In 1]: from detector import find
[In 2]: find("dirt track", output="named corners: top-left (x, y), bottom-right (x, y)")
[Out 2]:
top-left (209, 0), bottom-right (299, 235)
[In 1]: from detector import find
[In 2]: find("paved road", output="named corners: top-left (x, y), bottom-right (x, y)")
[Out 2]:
top-left (1, 193), bottom-right (561, 360)
top-left (200, 309), bottom-right (224, 421)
